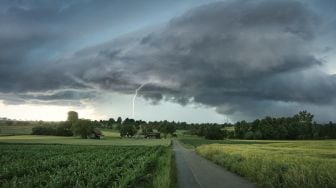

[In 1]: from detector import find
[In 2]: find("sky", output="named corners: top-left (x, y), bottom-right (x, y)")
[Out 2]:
top-left (0, 0), bottom-right (336, 123)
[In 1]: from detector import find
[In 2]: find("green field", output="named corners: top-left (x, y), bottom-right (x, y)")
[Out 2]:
top-left (194, 140), bottom-right (336, 188)
top-left (0, 135), bottom-right (171, 146)
top-left (0, 144), bottom-right (175, 187)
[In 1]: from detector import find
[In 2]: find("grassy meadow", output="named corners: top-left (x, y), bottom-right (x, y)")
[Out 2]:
top-left (195, 140), bottom-right (336, 188)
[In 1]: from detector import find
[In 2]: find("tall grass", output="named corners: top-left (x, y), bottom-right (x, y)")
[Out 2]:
top-left (153, 146), bottom-right (177, 188)
top-left (196, 141), bottom-right (336, 188)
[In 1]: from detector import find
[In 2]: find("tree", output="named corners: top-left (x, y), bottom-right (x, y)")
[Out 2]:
top-left (204, 126), bottom-right (225, 140)
top-left (141, 125), bottom-right (153, 134)
top-left (159, 121), bottom-right (176, 138)
top-left (73, 119), bottom-right (93, 139)
top-left (120, 124), bottom-right (136, 137)
top-left (294, 111), bottom-right (314, 123)
top-left (107, 118), bottom-right (115, 128)
top-left (67, 111), bottom-right (78, 124)
top-left (116, 117), bottom-right (122, 124)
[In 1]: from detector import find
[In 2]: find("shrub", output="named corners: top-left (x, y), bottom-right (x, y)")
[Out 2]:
top-left (204, 126), bottom-right (225, 140)
top-left (32, 122), bottom-right (74, 136)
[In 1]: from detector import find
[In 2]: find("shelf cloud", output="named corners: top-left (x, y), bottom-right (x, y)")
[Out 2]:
top-left (1, 0), bottom-right (336, 121)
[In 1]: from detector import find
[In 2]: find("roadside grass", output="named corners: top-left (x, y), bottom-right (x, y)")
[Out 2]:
top-left (153, 145), bottom-right (177, 188)
top-left (196, 140), bottom-right (336, 188)
top-left (0, 135), bottom-right (171, 146)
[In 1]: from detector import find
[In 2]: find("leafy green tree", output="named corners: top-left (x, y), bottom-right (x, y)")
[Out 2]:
top-left (204, 126), bottom-right (225, 140)
top-left (141, 125), bottom-right (153, 134)
top-left (116, 117), bottom-right (122, 124)
top-left (73, 119), bottom-right (93, 139)
top-left (67, 111), bottom-right (78, 124)
top-left (159, 121), bottom-right (176, 138)
top-left (107, 118), bottom-right (115, 128)
top-left (120, 124), bottom-right (136, 137)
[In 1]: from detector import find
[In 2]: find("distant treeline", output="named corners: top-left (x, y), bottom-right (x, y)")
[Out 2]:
top-left (2, 111), bottom-right (336, 140)
top-left (96, 111), bottom-right (336, 140)
top-left (234, 111), bottom-right (336, 140)
top-left (0, 120), bottom-right (41, 127)
top-left (95, 117), bottom-right (230, 131)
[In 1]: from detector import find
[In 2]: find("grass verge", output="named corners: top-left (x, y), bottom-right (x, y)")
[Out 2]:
top-left (153, 144), bottom-right (177, 188)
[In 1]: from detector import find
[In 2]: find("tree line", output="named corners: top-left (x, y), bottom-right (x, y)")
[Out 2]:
top-left (234, 111), bottom-right (336, 140)
top-left (31, 111), bottom-right (96, 138)
top-left (4, 110), bottom-right (336, 140)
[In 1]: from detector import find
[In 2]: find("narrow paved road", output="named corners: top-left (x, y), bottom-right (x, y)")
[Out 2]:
top-left (173, 140), bottom-right (256, 188)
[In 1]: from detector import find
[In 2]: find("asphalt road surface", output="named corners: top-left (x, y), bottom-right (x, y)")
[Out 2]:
top-left (173, 140), bottom-right (256, 188)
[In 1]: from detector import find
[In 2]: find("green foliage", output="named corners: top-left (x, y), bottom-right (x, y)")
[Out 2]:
top-left (196, 140), bottom-right (336, 188)
top-left (67, 111), bottom-right (78, 124)
top-left (153, 146), bottom-right (177, 188)
top-left (204, 126), bottom-right (226, 140)
top-left (0, 144), bottom-right (172, 187)
top-left (234, 111), bottom-right (336, 140)
top-left (159, 121), bottom-right (176, 138)
top-left (72, 119), bottom-right (93, 139)
top-left (32, 122), bottom-right (73, 136)
top-left (120, 124), bottom-right (137, 137)
top-left (142, 125), bottom-right (153, 134)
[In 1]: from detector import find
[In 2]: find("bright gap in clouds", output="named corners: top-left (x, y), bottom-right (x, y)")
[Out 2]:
top-left (90, 92), bottom-right (228, 123)
top-left (0, 101), bottom-right (101, 121)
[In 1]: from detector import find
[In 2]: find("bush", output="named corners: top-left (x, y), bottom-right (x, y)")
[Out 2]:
top-left (55, 122), bottom-right (73, 136)
top-left (32, 125), bottom-right (55, 135)
top-left (244, 131), bottom-right (254, 139)
top-left (32, 122), bottom-right (73, 136)
top-left (204, 126), bottom-right (226, 140)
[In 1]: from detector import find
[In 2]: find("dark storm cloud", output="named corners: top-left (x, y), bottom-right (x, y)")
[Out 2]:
top-left (1, 0), bottom-right (336, 121)
top-left (0, 0), bottom-right (193, 92)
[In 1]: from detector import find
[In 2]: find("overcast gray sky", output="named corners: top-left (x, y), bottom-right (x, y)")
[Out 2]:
top-left (0, 0), bottom-right (335, 123)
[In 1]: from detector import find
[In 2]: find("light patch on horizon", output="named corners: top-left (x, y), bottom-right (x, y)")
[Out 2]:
top-left (0, 101), bottom-right (101, 121)
top-left (83, 92), bottom-right (229, 123)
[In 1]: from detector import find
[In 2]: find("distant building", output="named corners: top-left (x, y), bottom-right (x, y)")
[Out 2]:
top-left (91, 128), bottom-right (104, 139)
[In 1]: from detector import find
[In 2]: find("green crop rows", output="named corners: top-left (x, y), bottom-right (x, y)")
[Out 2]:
top-left (0, 144), bottom-right (164, 187)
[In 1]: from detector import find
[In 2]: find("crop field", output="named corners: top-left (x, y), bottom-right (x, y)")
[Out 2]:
top-left (0, 135), bottom-right (171, 146)
top-left (196, 140), bottom-right (336, 188)
top-left (0, 144), bottom-right (174, 187)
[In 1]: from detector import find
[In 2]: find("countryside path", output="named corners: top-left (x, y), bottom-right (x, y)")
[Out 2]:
top-left (173, 140), bottom-right (256, 188)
